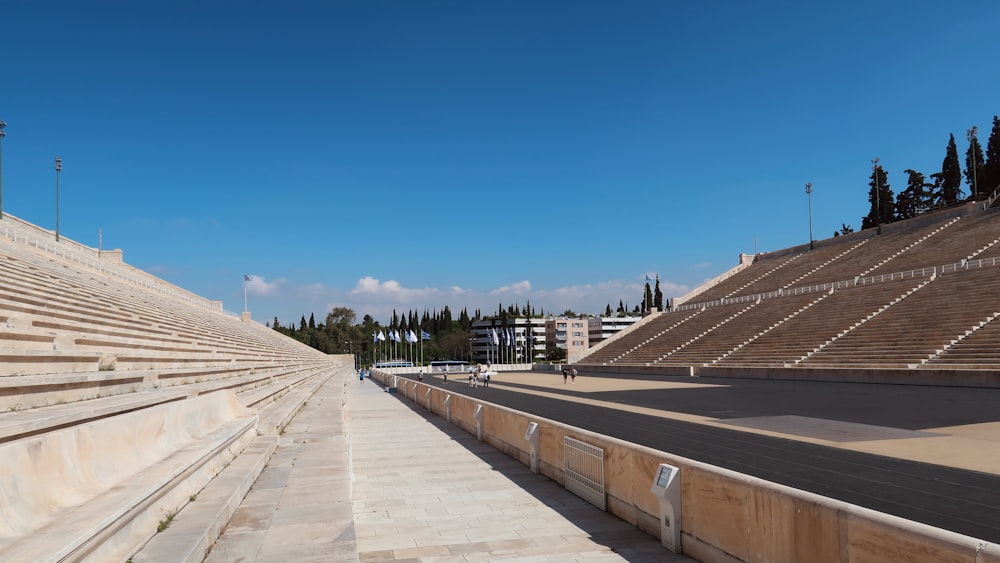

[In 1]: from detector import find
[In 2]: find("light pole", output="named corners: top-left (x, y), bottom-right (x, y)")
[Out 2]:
top-left (872, 158), bottom-right (882, 235)
top-left (805, 182), bottom-right (814, 250)
top-left (0, 119), bottom-right (6, 220)
top-left (55, 156), bottom-right (62, 242)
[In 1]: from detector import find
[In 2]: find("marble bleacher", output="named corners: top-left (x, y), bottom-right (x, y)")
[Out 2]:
top-left (802, 265), bottom-right (1000, 368)
top-left (712, 278), bottom-right (923, 367)
top-left (582, 308), bottom-right (700, 365)
top-left (657, 290), bottom-right (823, 366)
top-left (615, 301), bottom-right (757, 365)
top-left (0, 215), bottom-right (339, 561)
top-left (579, 203), bottom-right (1000, 377)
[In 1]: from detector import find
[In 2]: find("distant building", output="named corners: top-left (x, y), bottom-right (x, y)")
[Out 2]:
top-left (587, 316), bottom-right (642, 345)
top-left (469, 315), bottom-right (642, 364)
top-left (470, 317), bottom-right (546, 364)
top-left (546, 317), bottom-right (589, 359)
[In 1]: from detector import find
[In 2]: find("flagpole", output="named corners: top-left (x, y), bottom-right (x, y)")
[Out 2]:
top-left (243, 277), bottom-right (248, 313)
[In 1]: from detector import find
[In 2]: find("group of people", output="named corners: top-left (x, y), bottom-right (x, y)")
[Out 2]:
top-left (468, 364), bottom-right (492, 388)
top-left (562, 366), bottom-right (577, 384)
top-left (361, 364), bottom-right (581, 388)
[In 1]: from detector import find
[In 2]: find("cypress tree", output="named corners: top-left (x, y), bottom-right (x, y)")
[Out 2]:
top-left (861, 162), bottom-right (893, 231)
top-left (983, 115), bottom-right (1000, 196)
top-left (653, 278), bottom-right (663, 310)
top-left (939, 133), bottom-right (964, 205)
top-left (966, 126), bottom-right (986, 200)
top-left (896, 169), bottom-right (930, 220)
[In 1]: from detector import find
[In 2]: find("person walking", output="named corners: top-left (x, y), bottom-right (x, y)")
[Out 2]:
top-left (562, 367), bottom-right (568, 384)
top-left (483, 369), bottom-right (491, 388)
top-left (359, 369), bottom-right (365, 384)
top-left (571, 367), bottom-right (577, 384)
top-left (443, 366), bottom-right (448, 384)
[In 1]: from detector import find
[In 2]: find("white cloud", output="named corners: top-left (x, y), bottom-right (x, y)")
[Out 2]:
top-left (245, 275), bottom-right (281, 297)
top-left (350, 276), bottom-right (458, 302)
top-left (490, 280), bottom-right (532, 295)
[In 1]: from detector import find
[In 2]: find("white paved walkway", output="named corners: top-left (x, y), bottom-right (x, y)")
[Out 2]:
top-left (346, 377), bottom-right (689, 562)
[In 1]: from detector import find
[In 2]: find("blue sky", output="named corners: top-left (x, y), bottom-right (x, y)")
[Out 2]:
top-left (2, 1), bottom-right (998, 326)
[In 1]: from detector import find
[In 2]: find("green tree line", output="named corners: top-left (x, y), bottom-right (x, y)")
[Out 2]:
top-left (271, 298), bottom-right (651, 361)
top-left (860, 115), bottom-right (1000, 232)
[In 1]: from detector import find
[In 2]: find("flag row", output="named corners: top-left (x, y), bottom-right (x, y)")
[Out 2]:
top-left (373, 329), bottom-right (432, 343)
top-left (483, 327), bottom-right (530, 346)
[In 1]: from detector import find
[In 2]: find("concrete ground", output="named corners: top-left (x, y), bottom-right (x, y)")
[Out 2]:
top-left (205, 371), bottom-right (692, 562)
top-left (205, 371), bottom-right (357, 562)
top-left (204, 367), bottom-right (1000, 560)
top-left (347, 375), bottom-right (690, 562)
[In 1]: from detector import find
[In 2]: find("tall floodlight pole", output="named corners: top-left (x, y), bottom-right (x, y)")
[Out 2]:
top-left (55, 156), bottom-right (62, 242)
top-left (872, 158), bottom-right (882, 235)
top-left (805, 182), bottom-right (814, 250)
top-left (0, 120), bottom-right (6, 220)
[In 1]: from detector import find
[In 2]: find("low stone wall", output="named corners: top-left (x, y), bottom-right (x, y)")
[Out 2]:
top-left (370, 370), bottom-right (1000, 562)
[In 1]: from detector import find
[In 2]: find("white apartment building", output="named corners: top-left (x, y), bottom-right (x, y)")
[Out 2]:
top-left (587, 316), bottom-right (642, 345)
top-left (470, 317), bottom-right (546, 364)
top-left (468, 316), bottom-right (642, 364)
